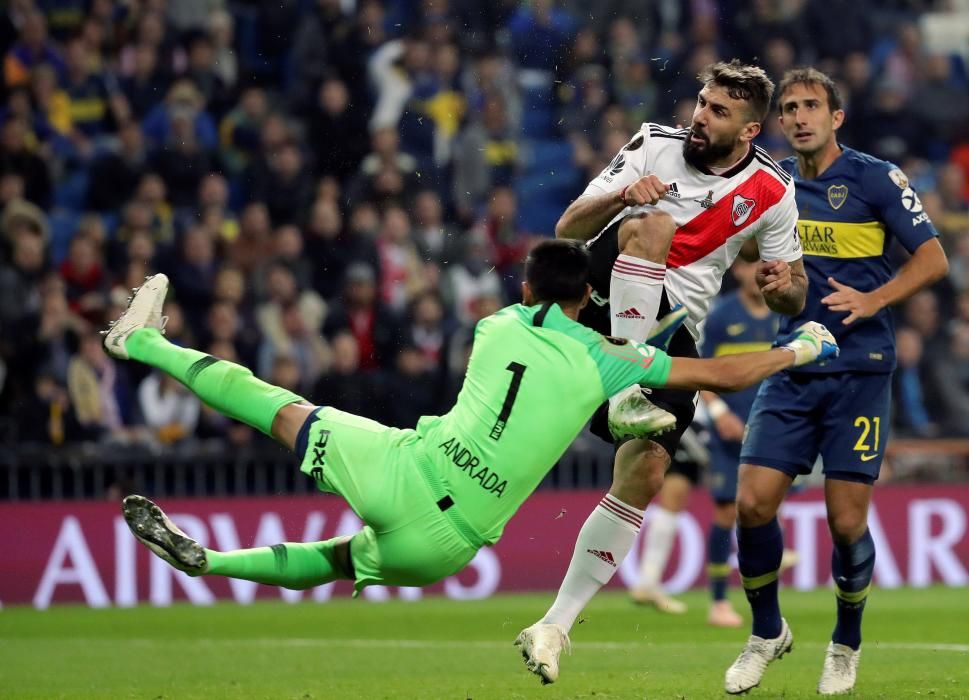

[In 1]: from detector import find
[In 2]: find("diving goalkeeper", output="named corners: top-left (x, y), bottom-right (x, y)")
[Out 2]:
top-left (114, 240), bottom-right (836, 603)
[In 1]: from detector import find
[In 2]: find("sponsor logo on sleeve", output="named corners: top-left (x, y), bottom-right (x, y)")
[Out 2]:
top-left (888, 168), bottom-right (909, 189)
top-left (900, 187), bottom-right (923, 213)
top-left (598, 152), bottom-right (626, 183)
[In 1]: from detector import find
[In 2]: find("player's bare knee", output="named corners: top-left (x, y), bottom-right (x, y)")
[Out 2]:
top-left (736, 490), bottom-right (776, 528)
top-left (617, 211), bottom-right (675, 264)
top-left (827, 510), bottom-right (867, 545)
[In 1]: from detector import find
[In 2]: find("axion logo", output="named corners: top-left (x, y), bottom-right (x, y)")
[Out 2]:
top-left (608, 153), bottom-right (626, 176)
top-left (732, 194), bottom-right (756, 227)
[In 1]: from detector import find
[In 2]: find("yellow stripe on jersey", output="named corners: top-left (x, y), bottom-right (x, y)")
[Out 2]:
top-left (797, 220), bottom-right (886, 259)
top-left (713, 342), bottom-right (774, 357)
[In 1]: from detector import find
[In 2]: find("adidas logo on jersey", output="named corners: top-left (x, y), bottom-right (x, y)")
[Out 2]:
top-left (731, 194), bottom-right (757, 226)
top-left (587, 549), bottom-right (617, 566)
top-left (667, 182), bottom-right (680, 198)
top-left (616, 307), bottom-right (646, 320)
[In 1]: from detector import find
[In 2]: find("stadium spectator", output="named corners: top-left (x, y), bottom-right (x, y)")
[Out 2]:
top-left (933, 323), bottom-right (969, 437)
top-left (323, 261), bottom-right (402, 372)
top-left (249, 139), bottom-right (314, 226)
top-left (411, 188), bottom-right (462, 266)
top-left (0, 116), bottom-right (51, 207)
top-left (4, 10), bottom-right (66, 88)
top-left (441, 230), bottom-right (504, 326)
top-left (452, 94), bottom-right (519, 220)
top-left (893, 327), bottom-right (938, 438)
top-left (306, 76), bottom-right (369, 185)
top-left (67, 329), bottom-right (137, 442)
top-left (375, 204), bottom-right (424, 312)
top-left (311, 330), bottom-right (378, 418)
top-left (87, 120), bottom-right (149, 212)
top-left (119, 43), bottom-right (170, 120)
top-left (138, 371), bottom-right (201, 445)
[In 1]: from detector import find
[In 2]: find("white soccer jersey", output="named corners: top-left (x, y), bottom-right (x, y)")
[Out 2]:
top-left (583, 123), bottom-right (802, 338)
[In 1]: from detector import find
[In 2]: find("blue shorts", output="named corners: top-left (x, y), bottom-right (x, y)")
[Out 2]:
top-left (707, 434), bottom-right (741, 503)
top-left (740, 371), bottom-right (892, 484)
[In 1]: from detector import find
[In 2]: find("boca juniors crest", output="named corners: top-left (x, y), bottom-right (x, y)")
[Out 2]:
top-left (827, 184), bottom-right (849, 210)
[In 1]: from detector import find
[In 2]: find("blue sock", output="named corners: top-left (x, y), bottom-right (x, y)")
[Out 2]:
top-left (738, 518), bottom-right (783, 639)
top-left (831, 529), bottom-right (875, 650)
top-left (708, 524), bottom-right (732, 602)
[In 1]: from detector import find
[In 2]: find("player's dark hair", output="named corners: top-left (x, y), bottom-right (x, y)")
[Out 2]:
top-left (777, 67), bottom-right (843, 113)
top-left (698, 60), bottom-right (775, 123)
top-left (525, 239), bottom-right (590, 305)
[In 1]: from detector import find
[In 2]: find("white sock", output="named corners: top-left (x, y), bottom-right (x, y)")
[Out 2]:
top-left (610, 254), bottom-right (665, 342)
top-left (636, 506), bottom-right (679, 591)
top-left (541, 494), bottom-right (645, 632)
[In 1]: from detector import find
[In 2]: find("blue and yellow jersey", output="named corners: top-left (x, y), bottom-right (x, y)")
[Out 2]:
top-left (700, 292), bottom-right (779, 421)
top-left (779, 147), bottom-right (939, 373)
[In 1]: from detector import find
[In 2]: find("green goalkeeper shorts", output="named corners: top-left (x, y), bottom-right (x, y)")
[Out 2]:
top-left (296, 406), bottom-right (479, 594)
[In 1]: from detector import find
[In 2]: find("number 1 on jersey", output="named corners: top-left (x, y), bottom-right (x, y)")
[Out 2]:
top-left (490, 362), bottom-right (527, 440)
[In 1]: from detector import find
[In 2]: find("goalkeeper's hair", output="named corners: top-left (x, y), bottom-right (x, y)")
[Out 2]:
top-left (777, 67), bottom-right (843, 113)
top-left (525, 239), bottom-right (590, 305)
top-left (698, 60), bottom-right (774, 123)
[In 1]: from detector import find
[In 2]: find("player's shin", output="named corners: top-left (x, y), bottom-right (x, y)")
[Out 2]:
top-left (541, 494), bottom-right (644, 632)
top-left (635, 506), bottom-right (677, 591)
top-left (204, 536), bottom-right (355, 588)
top-left (738, 518), bottom-right (784, 639)
top-left (609, 254), bottom-right (665, 342)
top-left (124, 328), bottom-right (304, 436)
top-left (831, 529), bottom-right (875, 650)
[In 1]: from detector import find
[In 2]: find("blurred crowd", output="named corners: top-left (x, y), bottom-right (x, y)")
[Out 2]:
top-left (0, 0), bottom-right (966, 452)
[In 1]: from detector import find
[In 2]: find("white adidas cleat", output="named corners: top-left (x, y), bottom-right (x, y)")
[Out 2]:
top-left (817, 642), bottom-right (860, 695)
top-left (608, 385), bottom-right (676, 441)
top-left (629, 586), bottom-right (688, 614)
top-left (724, 618), bottom-right (794, 694)
top-left (101, 274), bottom-right (169, 359)
top-left (514, 622), bottom-right (571, 685)
top-left (122, 495), bottom-right (207, 575)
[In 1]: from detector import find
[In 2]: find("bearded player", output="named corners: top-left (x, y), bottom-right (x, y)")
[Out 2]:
top-left (516, 60), bottom-right (808, 683)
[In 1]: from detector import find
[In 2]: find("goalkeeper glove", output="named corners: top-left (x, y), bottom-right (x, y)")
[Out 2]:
top-left (777, 321), bottom-right (839, 366)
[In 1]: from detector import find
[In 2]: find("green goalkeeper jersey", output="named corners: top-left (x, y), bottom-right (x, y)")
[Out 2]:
top-left (414, 302), bottom-right (672, 545)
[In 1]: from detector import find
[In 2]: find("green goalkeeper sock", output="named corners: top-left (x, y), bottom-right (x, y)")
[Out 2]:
top-left (124, 328), bottom-right (304, 436)
top-left (204, 538), bottom-right (354, 589)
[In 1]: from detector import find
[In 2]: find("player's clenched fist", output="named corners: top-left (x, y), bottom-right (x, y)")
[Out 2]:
top-left (619, 174), bottom-right (669, 206)
top-left (756, 260), bottom-right (792, 295)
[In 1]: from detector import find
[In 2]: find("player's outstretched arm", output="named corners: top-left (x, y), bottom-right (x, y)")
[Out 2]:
top-left (663, 321), bottom-right (837, 392)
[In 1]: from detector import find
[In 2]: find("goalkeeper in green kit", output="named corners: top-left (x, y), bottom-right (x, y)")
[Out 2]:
top-left (116, 240), bottom-right (835, 612)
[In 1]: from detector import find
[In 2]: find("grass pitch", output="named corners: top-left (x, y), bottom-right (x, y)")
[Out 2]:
top-left (1, 587), bottom-right (967, 699)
